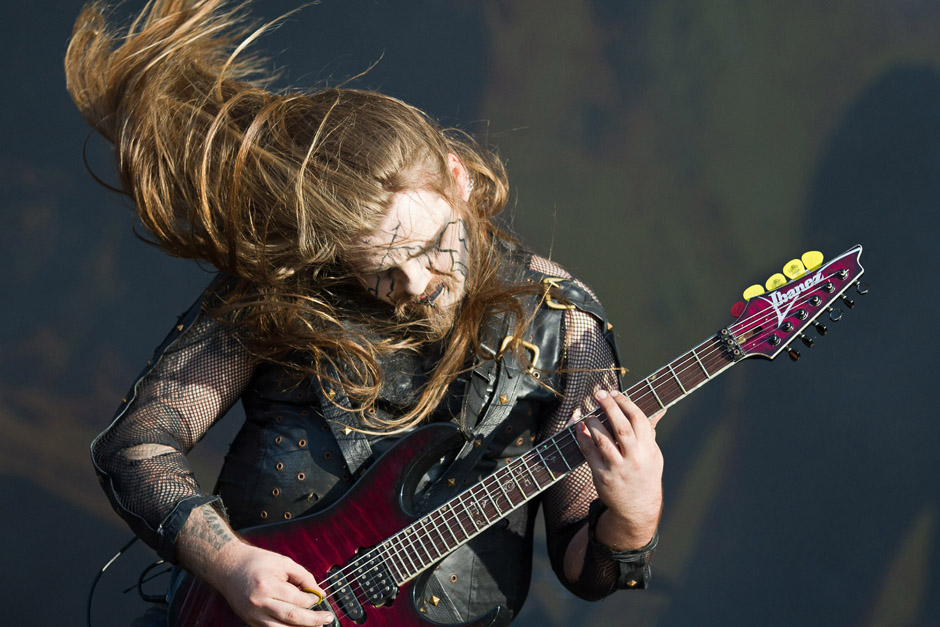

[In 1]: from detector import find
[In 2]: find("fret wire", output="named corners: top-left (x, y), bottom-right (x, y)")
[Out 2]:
top-left (459, 494), bottom-right (481, 532)
top-left (404, 527), bottom-right (430, 571)
top-left (449, 502), bottom-right (472, 539)
top-left (691, 345), bottom-right (712, 379)
top-left (469, 491), bottom-right (490, 525)
top-left (384, 535), bottom-right (409, 581)
top-left (480, 478), bottom-right (504, 517)
top-left (493, 472), bottom-right (513, 509)
top-left (437, 506), bottom-right (461, 547)
top-left (667, 362), bottom-right (688, 394)
top-left (418, 518), bottom-right (442, 559)
top-left (646, 378), bottom-right (665, 409)
top-left (380, 541), bottom-right (405, 583)
top-left (507, 463), bottom-right (528, 499)
top-left (395, 532), bottom-right (420, 577)
top-left (534, 445), bottom-right (556, 481)
top-left (427, 511), bottom-right (451, 554)
top-left (549, 436), bottom-right (572, 472)
top-left (521, 454), bottom-right (542, 489)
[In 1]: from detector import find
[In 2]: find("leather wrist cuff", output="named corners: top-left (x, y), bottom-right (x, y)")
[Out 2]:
top-left (586, 500), bottom-right (658, 590)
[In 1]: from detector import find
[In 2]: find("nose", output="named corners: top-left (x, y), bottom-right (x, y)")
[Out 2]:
top-left (396, 258), bottom-right (433, 299)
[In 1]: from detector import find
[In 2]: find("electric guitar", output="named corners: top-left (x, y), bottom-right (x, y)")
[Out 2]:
top-left (168, 245), bottom-right (868, 627)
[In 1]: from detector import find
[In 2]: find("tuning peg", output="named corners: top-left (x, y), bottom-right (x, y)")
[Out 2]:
top-left (841, 296), bottom-right (855, 309)
top-left (730, 301), bottom-right (747, 318)
top-left (828, 308), bottom-right (843, 322)
top-left (855, 281), bottom-right (869, 295)
top-left (814, 322), bottom-right (828, 336)
top-left (765, 273), bottom-right (787, 291)
top-left (788, 348), bottom-right (801, 361)
top-left (801, 250), bottom-right (824, 271)
top-left (743, 284), bottom-right (764, 300)
top-left (800, 334), bottom-right (814, 348)
top-left (783, 258), bottom-right (806, 279)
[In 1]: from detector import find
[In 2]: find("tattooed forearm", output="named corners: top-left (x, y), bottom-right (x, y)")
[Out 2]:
top-left (196, 507), bottom-right (236, 551)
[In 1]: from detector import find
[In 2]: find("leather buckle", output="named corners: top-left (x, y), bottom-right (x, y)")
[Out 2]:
top-left (542, 276), bottom-right (576, 310)
top-left (499, 335), bottom-right (540, 374)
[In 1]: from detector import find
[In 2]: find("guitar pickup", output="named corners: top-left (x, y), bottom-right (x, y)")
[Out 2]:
top-left (324, 567), bottom-right (365, 623)
top-left (351, 551), bottom-right (396, 606)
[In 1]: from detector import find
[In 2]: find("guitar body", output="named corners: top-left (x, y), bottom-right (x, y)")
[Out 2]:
top-left (168, 422), bottom-right (501, 627)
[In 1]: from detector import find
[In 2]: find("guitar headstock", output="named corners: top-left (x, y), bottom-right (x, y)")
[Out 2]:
top-left (726, 245), bottom-right (867, 361)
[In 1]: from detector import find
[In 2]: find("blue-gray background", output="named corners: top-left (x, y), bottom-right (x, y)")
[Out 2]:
top-left (1, 1), bottom-right (937, 625)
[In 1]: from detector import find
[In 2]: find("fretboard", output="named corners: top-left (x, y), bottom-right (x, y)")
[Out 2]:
top-left (365, 331), bottom-right (739, 585)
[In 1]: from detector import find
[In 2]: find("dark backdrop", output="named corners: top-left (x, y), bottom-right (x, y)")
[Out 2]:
top-left (1, 1), bottom-right (937, 625)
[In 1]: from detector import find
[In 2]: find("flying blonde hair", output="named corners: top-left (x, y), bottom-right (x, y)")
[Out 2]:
top-left (66, 0), bottom-right (534, 432)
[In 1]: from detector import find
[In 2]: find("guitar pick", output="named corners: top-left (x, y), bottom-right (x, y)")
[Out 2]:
top-left (801, 250), bottom-right (823, 271)
top-left (764, 272), bottom-right (787, 291)
top-left (783, 258), bottom-right (806, 279)
top-left (730, 301), bottom-right (747, 318)
top-left (743, 284), bottom-right (764, 300)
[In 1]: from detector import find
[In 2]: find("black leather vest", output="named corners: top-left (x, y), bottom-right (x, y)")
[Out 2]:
top-left (214, 253), bottom-right (620, 625)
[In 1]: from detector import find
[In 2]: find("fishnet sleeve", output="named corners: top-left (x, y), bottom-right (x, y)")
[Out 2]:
top-left (91, 306), bottom-right (254, 561)
top-left (530, 255), bottom-right (630, 598)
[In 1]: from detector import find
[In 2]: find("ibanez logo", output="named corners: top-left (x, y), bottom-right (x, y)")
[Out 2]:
top-left (764, 271), bottom-right (825, 325)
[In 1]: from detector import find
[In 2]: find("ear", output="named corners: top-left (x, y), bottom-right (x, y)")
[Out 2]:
top-left (447, 153), bottom-right (472, 202)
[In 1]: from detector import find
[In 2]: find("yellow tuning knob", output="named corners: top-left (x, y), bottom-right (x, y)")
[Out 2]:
top-left (783, 259), bottom-right (806, 279)
top-left (765, 273), bottom-right (787, 291)
top-left (743, 284), bottom-right (765, 300)
top-left (801, 250), bottom-right (823, 271)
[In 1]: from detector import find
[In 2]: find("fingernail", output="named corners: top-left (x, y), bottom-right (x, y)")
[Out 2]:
top-left (610, 389), bottom-right (620, 397)
top-left (595, 390), bottom-right (608, 400)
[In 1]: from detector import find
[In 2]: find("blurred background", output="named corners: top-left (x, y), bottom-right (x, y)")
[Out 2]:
top-left (2, 1), bottom-right (937, 625)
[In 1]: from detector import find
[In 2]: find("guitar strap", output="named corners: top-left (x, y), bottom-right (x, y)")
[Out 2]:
top-left (314, 365), bottom-right (375, 476)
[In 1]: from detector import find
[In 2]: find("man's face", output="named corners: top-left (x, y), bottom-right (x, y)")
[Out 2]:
top-left (352, 188), bottom-right (470, 335)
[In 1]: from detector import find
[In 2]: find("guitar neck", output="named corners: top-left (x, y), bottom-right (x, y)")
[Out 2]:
top-left (376, 332), bottom-right (739, 585)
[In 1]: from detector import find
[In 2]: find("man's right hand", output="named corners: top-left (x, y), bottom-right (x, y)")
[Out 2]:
top-left (178, 504), bottom-right (334, 626)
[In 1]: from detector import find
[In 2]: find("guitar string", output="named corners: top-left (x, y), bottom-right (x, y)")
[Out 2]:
top-left (308, 269), bottom-right (853, 612)
top-left (310, 284), bottom-right (833, 613)
top-left (312, 299), bottom-right (819, 613)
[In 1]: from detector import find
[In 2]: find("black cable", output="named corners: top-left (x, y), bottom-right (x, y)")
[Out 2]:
top-left (87, 536), bottom-right (138, 627)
